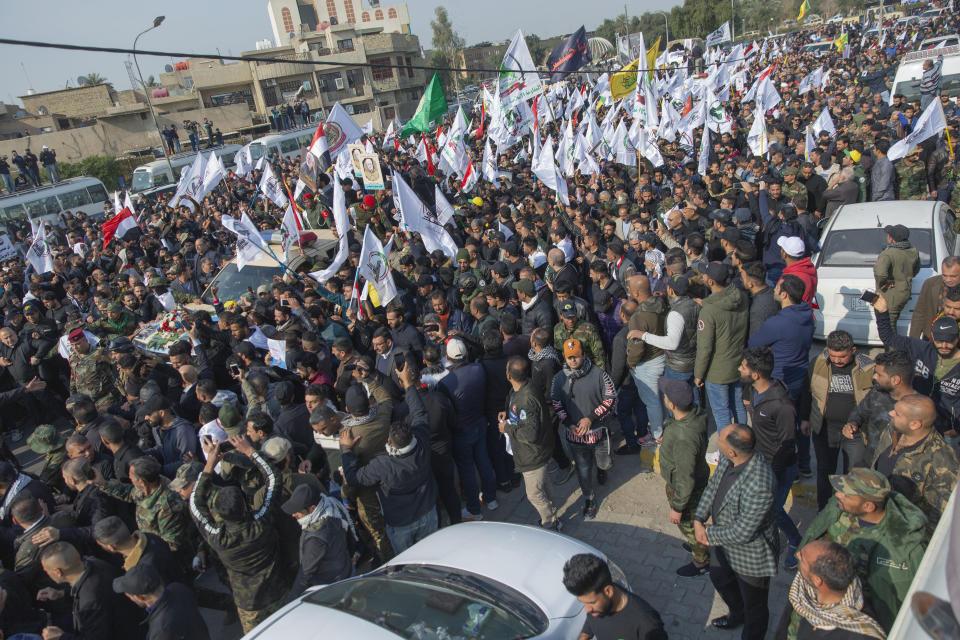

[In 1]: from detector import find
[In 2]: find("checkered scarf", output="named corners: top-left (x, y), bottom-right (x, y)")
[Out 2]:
top-left (788, 572), bottom-right (886, 639)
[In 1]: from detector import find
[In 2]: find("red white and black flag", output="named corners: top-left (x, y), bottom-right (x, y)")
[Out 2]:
top-left (546, 26), bottom-right (592, 83)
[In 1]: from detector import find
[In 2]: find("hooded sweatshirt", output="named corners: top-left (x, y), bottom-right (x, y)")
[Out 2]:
top-left (781, 257), bottom-right (818, 305)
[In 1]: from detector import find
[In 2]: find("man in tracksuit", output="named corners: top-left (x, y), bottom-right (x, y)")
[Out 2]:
top-left (739, 347), bottom-right (802, 570)
top-left (340, 363), bottom-right (437, 554)
top-left (551, 338), bottom-right (617, 521)
top-left (873, 296), bottom-right (960, 437)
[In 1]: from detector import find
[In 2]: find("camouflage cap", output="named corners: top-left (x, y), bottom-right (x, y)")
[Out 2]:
top-left (829, 468), bottom-right (890, 501)
top-left (168, 460), bottom-right (204, 492)
top-left (261, 436), bottom-right (292, 464)
top-left (27, 424), bottom-right (65, 454)
top-left (148, 277), bottom-right (167, 288)
top-left (106, 302), bottom-right (122, 314)
top-left (783, 167), bottom-right (799, 177)
top-left (218, 401), bottom-right (244, 436)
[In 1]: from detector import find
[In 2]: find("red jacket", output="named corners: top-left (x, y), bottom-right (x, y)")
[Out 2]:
top-left (781, 257), bottom-right (818, 306)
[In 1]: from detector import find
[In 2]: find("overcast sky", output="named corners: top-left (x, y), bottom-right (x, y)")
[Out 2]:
top-left (1, 0), bottom-right (679, 106)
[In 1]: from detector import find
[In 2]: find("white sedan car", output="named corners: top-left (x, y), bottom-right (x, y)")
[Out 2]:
top-left (243, 521), bottom-right (630, 639)
top-left (813, 200), bottom-right (959, 345)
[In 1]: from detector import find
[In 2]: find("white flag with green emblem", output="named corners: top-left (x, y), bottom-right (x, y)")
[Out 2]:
top-left (357, 225), bottom-right (397, 305)
top-left (498, 29), bottom-right (543, 109)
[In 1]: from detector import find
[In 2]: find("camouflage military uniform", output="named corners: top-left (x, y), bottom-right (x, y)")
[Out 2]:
top-left (553, 321), bottom-right (606, 371)
top-left (870, 427), bottom-right (959, 533)
top-left (90, 310), bottom-right (137, 340)
top-left (99, 480), bottom-right (194, 563)
top-left (845, 388), bottom-right (896, 466)
top-left (656, 196), bottom-right (676, 215)
top-left (853, 165), bottom-right (868, 202)
top-left (781, 179), bottom-right (806, 201)
top-left (27, 424), bottom-right (67, 492)
top-left (69, 348), bottom-right (122, 412)
top-left (896, 158), bottom-right (928, 200)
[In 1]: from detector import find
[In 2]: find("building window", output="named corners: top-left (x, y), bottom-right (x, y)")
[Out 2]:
top-left (384, 106), bottom-right (396, 121)
top-left (374, 9), bottom-right (383, 20)
top-left (388, 8), bottom-right (397, 18)
top-left (396, 56), bottom-right (405, 75)
top-left (337, 38), bottom-right (354, 51)
top-left (345, 68), bottom-right (364, 88)
top-left (405, 56), bottom-right (413, 78)
top-left (325, 0), bottom-right (337, 20)
top-left (317, 71), bottom-right (342, 92)
top-left (344, 0), bottom-right (355, 23)
top-left (370, 56), bottom-right (392, 81)
top-left (352, 102), bottom-right (371, 114)
top-left (362, 11), bottom-right (369, 22)
top-left (281, 7), bottom-right (295, 33)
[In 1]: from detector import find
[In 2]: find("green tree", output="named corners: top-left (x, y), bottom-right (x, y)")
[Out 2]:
top-left (58, 156), bottom-right (121, 190)
top-left (525, 34), bottom-right (548, 67)
top-left (430, 6), bottom-right (464, 94)
top-left (81, 73), bottom-right (109, 86)
top-left (145, 75), bottom-right (159, 87)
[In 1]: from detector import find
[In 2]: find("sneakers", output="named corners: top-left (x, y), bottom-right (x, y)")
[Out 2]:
top-left (798, 468), bottom-right (813, 479)
top-left (705, 451), bottom-right (721, 466)
top-left (784, 544), bottom-right (799, 571)
top-left (597, 469), bottom-right (608, 485)
top-left (460, 508), bottom-right (483, 521)
top-left (539, 518), bottom-right (564, 532)
top-left (638, 434), bottom-right (661, 447)
top-left (496, 481), bottom-right (514, 493)
top-left (676, 562), bottom-right (710, 577)
top-left (582, 499), bottom-right (597, 520)
top-left (553, 465), bottom-right (575, 485)
top-left (485, 499), bottom-right (500, 512)
top-left (616, 444), bottom-right (641, 455)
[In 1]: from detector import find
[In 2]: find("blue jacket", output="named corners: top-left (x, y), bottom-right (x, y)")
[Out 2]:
top-left (748, 302), bottom-right (814, 385)
top-left (439, 362), bottom-right (487, 436)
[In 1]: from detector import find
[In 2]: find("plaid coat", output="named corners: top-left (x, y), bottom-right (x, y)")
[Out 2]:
top-left (695, 452), bottom-right (780, 577)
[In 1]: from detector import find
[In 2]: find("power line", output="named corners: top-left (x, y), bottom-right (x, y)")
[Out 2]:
top-left (0, 36), bottom-right (761, 78)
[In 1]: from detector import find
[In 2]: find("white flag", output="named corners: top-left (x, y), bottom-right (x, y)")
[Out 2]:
top-left (392, 170), bottom-right (458, 258)
top-left (805, 126), bottom-right (816, 162)
top-left (259, 163), bottom-right (289, 209)
top-left (112, 191), bottom-right (122, 215)
top-left (280, 204), bottom-right (300, 256)
top-left (747, 109), bottom-right (769, 157)
top-left (706, 21), bottom-right (732, 47)
top-left (797, 67), bottom-right (823, 95)
top-left (325, 102), bottom-right (365, 159)
top-left (498, 29), bottom-right (543, 109)
top-left (812, 107), bottom-right (836, 137)
top-left (481, 139), bottom-right (500, 186)
top-left (222, 213), bottom-right (267, 271)
top-left (169, 153), bottom-right (206, 211)
top-left (26, 221), bottom-right (54, 274)
top-left (309, 180), bottom-right (350, 282)
top-left (357, 225), bottom-right (397, 305)
top-left (234, 144), bottom-right (253, 179)
top-left (201, 151), bottom-right (224, 197)
top-left (434, 185), bottom-right (456, 226)
top-left (698, 127), bottom-right (710, 177)
top-left (889, 98), bottom-right (947, 161)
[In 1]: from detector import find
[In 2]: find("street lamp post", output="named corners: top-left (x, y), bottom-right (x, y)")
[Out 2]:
top-left (133, 16), bottom-right (175, 180)
top-left (656, 11), bottom-right (670, 45)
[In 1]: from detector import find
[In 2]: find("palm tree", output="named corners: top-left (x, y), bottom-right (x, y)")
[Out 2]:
top-left (81, 72), bottom-right (109, 86)
top-left (145, 75), bottom-right (159, 87)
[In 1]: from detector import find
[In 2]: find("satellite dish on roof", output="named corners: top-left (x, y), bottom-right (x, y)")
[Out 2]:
top-left (288, 32), bottom-right (296, 39)
top-left (77, 76), bottom-right (87, 86)
top-left (164, 64), bottom-right (174, 73)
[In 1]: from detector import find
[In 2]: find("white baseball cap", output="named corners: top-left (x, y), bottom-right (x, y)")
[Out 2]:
top-left (446, 338), bottom-right (468, 361)
top-left (776, 236), bottom-right (805, 258)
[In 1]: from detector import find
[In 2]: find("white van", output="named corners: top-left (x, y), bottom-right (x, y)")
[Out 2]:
top-left (801, 42), bottom-right (835, 57)
top-left (130, 144), bottom-right (243, 193)
top-left (890, 45), bottom-right (960, 104)
top-left (0, 177), bottom-right (110, 224)
top-left (248, 127), bottom-right (316, 164)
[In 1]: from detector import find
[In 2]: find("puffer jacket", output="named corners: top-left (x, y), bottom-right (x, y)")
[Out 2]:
top-left (801, 350), bottom-right (875, 439)
top-left (694, 285), bottom-right (749, 384)
top-left (665, 295), bottom-right (700, 373)
top-left (626, 294), bottom-right (668, 367)
top-left (520, 293), bottom-right (555, 335)
top-left (503, 382), bottom-right (554, 472)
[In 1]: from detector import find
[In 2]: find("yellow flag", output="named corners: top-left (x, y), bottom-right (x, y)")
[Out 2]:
top-left (647, 36), bottom-right (661, 71)
top-left (797, 0), bottom-right (811, 22)
top-left (610, 58), bottom-right (640, 100)
top-left (834, 32), bottom-right (848, 51)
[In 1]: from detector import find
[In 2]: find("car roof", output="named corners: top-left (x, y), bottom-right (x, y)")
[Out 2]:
top-left (386, 521), bottom-right (601, 618)
top-left (246, 599), bottom-right (402, 639)
top-left (827, 201), bottom-right (937, 231)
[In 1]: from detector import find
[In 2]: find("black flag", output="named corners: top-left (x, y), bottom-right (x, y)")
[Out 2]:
top-left (546, 26), bottom-right (592, 83)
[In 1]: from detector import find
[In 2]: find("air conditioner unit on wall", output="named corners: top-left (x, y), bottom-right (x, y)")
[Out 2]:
top-left (345, 104), bottom-right (354, 114)
top-left (302, 80), bottom-right (312, 91)
top-left (263, 78), bottom-right (277, 87)
top-left (335, 77), bottom-right (345, 90)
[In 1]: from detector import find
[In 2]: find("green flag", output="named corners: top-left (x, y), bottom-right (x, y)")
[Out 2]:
top-left (400, 72), bottom-right (448, 138)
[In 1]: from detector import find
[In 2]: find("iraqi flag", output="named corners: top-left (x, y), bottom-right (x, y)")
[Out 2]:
top-left (102, 207), bottom-right (138, 249)
top-left (308, 121), bottom-right (332, 172)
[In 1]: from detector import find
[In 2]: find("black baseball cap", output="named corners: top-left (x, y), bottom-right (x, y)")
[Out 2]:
top-left (281, 483), bottom-right (321, 516)
top-left (694, 261), bottom-right (729, 285)
top-left (112, 563), bottom-right (163, 596)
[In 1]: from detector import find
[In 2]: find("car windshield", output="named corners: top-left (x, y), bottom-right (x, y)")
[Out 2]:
top-left (131, 170), bottom-right (153, 192)
top-left (204, 263), bottom-right (282, 303)
top-left (304, 564), bottom-right (548, 640)
top-left (819, 228), bottom-right (932, 267)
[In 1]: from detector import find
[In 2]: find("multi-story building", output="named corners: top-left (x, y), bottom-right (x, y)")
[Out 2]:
top-left (267, 0), bottom-right (411, 47)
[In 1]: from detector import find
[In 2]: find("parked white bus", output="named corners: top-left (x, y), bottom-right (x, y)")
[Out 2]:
top-left (248, 127), bottom-right (316, 163)
top-left (0, 177), bottom-right (110, 224)
top-left (130, 144), bottom-right (243, 193)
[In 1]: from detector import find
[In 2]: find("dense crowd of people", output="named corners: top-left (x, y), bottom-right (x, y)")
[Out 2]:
top-left (0, 6), bottom-right (959, 640)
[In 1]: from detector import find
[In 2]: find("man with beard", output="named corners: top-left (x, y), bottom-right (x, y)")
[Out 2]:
top-left (798, 469), bottom-right (928, 632)
top-left (562, 553), bottom-right (667, 640)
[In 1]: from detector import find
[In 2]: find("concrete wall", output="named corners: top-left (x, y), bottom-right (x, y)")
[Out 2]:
top-left (0, 104), bottom-right (253, 164)
top-left (21, 84), bottom-right (116, 120)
